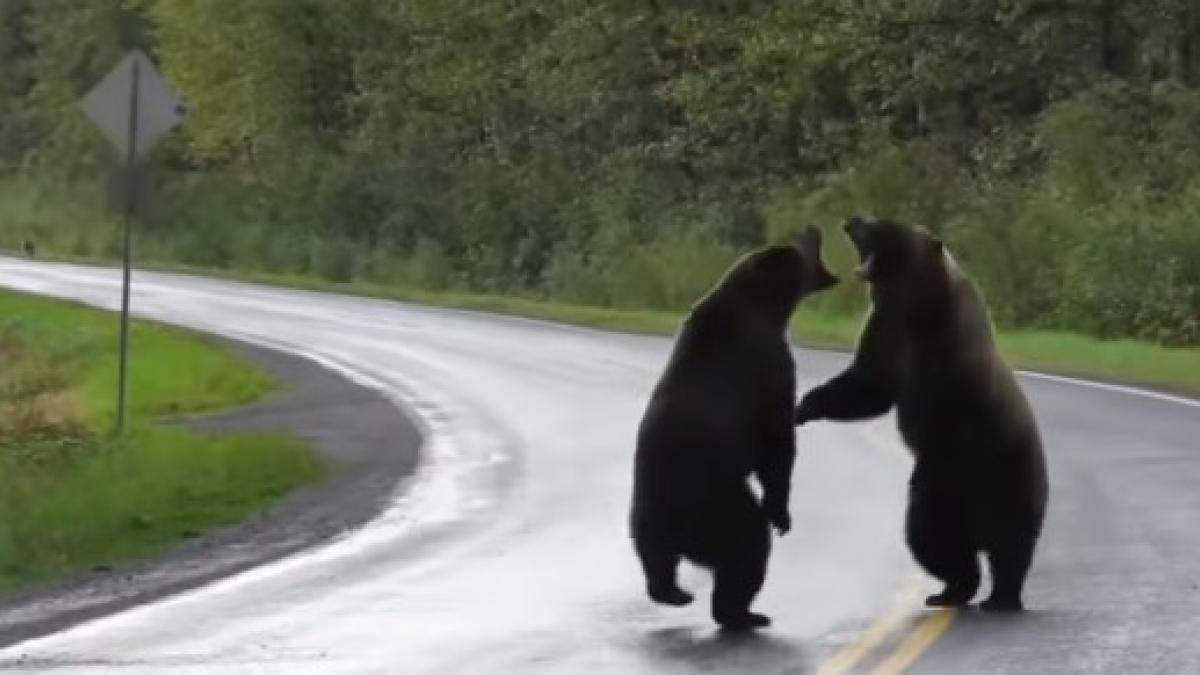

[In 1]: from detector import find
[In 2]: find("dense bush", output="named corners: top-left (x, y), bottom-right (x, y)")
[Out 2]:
top-left (1, 0), bottom-right (1198, 344)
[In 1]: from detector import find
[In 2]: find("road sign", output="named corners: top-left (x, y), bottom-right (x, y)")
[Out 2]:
top-left (80, 49), bottom-right (185, 435)
top-left (81, 49), bottom-right (185, 161)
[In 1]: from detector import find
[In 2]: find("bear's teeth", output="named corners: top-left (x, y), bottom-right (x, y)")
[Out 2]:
top-left (855, 253), bottom-right (875, 280)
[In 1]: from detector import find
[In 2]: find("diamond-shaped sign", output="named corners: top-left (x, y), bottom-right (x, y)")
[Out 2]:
top-left (80, 49), bottom-right (185, 160)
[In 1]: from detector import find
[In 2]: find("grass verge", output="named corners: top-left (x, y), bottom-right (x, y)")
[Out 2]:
top-left (0, 289), bottom-right (322, 596)
top-left (8, 248), bottom-right (1200, 400)
top-left (130, 263), bottom-right (1200, 399)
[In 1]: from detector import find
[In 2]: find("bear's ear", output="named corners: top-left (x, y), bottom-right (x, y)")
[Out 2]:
top-left (796, 226), bottom-right (822, 252)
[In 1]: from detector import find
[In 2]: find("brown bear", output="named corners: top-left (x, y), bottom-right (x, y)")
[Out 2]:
top-left (630, 227), bottom-right (838, 630)
top-left (795, 217), bottom-right (1049, 611)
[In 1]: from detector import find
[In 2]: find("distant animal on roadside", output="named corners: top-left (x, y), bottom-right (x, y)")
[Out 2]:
top-left (630, 227), bottom-right (839, 630)
top-left (795, 216), bottom-right (1048, 611)
top-left (21, 239), bottom-right (35, 257)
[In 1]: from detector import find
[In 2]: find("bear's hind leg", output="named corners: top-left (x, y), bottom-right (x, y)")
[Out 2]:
top-left (922, 553), bottom-right (980, 608)
top-left (711, 556), bottom-right (770, 629)
top-left (906, 496), bottom-right (980, 607)
top-left (710, 503), bottom-right (771, 630)
top-left (981, 534), bottom-right (1037, 612)
top-left (634, 536), bottom-right (693, 606)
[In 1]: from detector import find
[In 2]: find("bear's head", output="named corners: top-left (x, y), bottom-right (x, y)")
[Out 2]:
top-left (842, 216), bottom-right (951, 310)
top-left (704, 226), bottom-right (838, 328)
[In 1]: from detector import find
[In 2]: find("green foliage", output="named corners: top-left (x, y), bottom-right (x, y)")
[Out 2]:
top-left (2, 0), bottom-right (1200, 343)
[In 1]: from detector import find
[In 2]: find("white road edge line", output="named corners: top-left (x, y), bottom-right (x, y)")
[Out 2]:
top-left (1017, 370), bottom-right (1200, 409)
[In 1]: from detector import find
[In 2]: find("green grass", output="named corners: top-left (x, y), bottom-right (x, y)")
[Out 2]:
top-left (998, 330), bottom-right (1200, 396)
top-left (0, 289), bottom-right (322, 596)
top-left (0, 291), bottom-right (275, 429)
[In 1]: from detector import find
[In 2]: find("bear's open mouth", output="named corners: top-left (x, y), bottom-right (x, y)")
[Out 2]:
top-left (854, 252), bottom-right (875, 280)
top-left (842, 217), bottom-right (875, 280)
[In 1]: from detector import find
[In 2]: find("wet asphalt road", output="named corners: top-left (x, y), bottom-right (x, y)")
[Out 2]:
top-left (0, 258), bottom-right (1198, 674)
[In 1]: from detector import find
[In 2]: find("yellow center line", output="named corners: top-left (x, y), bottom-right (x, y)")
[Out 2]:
top-left (811, 421), bottom-right (957, 674)
top-left (867, 608), bottom-right (957, 675)
top-left (814, 572), bottom-right (925, 675)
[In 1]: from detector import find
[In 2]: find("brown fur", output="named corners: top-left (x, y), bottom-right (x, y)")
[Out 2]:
top-left (796, 217), bottom-right (1048, 611)
top-left (631, 227), bottom-right (837, 629)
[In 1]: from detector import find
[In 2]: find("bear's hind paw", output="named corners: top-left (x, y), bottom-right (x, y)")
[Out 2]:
top-left (925, 591), bottom-right (974, 608)
top-left (980, 595), bottom-right (1024, 612)
top-left (716, 612), bottom-right (771, 631)
top-left (648, 585), bottom-right (694, 607)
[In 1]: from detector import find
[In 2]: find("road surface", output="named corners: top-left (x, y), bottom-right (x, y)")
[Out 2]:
top-left (0, 258), bottom-right (1197, 674)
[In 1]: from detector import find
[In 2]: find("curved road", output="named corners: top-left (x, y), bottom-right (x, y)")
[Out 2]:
top-left (0, 258), bottom-right (1197, 674)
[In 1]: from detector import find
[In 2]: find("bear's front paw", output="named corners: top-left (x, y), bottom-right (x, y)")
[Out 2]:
top-left (794, 397), bottom-right (820, 426)
top-left (767, 507), bottom-right (791, 535)
top-left (793, 405), bottom-right (811, 426)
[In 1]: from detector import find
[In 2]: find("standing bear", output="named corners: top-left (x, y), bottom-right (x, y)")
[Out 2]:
top-left (795, 217), bottom-right (1049, 611)
top-left (630, 227), bottom-right (838, 630)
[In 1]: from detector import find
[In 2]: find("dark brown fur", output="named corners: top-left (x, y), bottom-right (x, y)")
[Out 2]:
top-left (631, 228), bottom-right (837, 630)
top-left (795, 217), bottom-right (1049, 611)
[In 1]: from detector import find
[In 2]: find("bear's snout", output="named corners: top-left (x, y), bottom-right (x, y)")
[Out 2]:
top-left (843, 216), bottom-right (870, 244)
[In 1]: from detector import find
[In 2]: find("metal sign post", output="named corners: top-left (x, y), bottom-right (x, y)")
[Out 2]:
top-left (80, 50), bottom-right (184, 434)
top-left (114, 57), bottom-right (140, 435)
